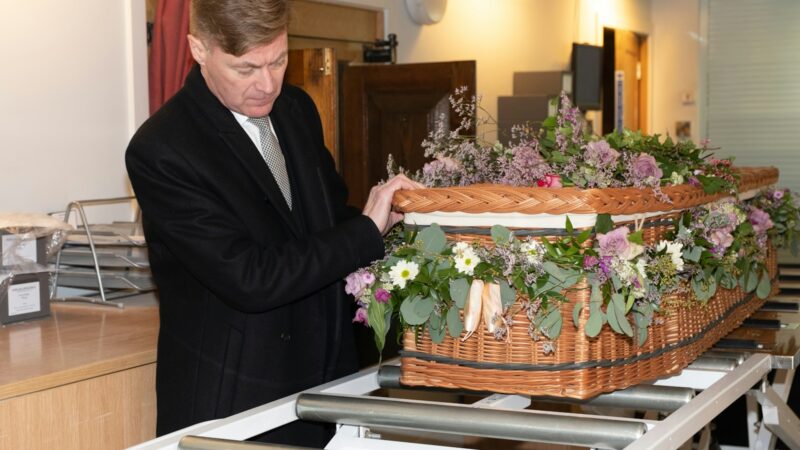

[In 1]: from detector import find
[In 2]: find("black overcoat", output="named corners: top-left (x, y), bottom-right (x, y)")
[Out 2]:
top-left (125, 66), bottom-right (384, 436)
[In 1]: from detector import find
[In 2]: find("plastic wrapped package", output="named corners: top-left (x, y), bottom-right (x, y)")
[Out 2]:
top-left (0, 213), bottom-right (73, 324)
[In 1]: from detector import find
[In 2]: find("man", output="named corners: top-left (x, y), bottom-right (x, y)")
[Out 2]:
top-left (125, 0), bottom-right (419, 445)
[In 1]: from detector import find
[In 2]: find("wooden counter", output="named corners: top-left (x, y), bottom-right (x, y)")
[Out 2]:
top-left (0, 298), bottom-right (159, 449)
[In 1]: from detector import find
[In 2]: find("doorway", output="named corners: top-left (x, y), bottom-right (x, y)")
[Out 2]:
top-left (602, 28), bottom-right (649, 134)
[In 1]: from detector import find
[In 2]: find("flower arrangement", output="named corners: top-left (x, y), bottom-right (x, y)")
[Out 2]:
top-left (351, 90), bottom-right (800, 354)
top-left (389, 88), bottom-right (738, 202)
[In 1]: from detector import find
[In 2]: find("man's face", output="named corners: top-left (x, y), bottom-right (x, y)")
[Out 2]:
top-left (188, 31), bottom-right (289, 118)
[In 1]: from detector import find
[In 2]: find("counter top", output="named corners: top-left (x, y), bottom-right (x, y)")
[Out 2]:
top-left (0, 298), bottom-right (158, 401)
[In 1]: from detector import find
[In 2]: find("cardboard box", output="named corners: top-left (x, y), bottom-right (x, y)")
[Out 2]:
top-left (0, 271), bottom-right (51, 325)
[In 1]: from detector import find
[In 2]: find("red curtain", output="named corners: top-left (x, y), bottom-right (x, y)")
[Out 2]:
top-left (148, 0), bottom-right (194, 115)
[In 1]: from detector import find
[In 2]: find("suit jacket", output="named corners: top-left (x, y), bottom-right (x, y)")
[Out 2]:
top-left (126, 65), bottom-right (385, 436)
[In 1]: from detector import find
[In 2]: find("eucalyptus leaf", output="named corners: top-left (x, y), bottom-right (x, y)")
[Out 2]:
top-left (414, 296), bottom-right (436, 318)
top-left (428, 322), bottom-right (446, 344)
top-left (691, 275), bottom-right (717, 302)
top-left (585, 310), bottom-right (603, 337)
top-left (543, 310), bottom-right (563, 340)
top-left (637, 325), bottom-right (648, 346)
top-left (417, 224), bottom-right (447, 254)
top-left (491, 225), bottom-right (513, 244)
top-left (606, 302), bottom-right (622, 334)
top-left (400, 296), bottom-right (427, 325)
top-left (756, 270), bottom-right (772, 299)
top-left (683, 246), bottom-right (703, 263)
top-left (614, 303), bottom-right (634, 337)
top-left (611, 293), bottom-right (626, 313)
top-left (428, 311), bottom-right (442, 329)
top-left (446, 307), bottom-right (463, 338)
top-left (572, 301), bottom-right (584, 328)
top-left (449, 278), bottom-right (470, 308)
top-left (499, 279), bottom-right (517, 308)
top-left (543, 261), bottom-right (566, 281)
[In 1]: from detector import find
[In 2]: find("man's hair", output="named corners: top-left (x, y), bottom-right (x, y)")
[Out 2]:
top-left (190, 0), bottom-right (289, 56)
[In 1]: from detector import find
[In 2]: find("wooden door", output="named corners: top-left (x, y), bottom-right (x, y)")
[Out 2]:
top-left (341, 61), bottom-right (476, 208)
top-left (286, 48), bottom-right (339, 165)
top-left (615, 29), bottom-right (640, 131)
top-left (602, 29), bottom-right (647, 133)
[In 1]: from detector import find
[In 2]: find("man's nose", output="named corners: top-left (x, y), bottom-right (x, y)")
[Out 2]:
top-left (255, 68), bottom-right (276, 93)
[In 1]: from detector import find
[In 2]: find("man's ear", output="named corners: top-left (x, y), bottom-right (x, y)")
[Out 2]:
top-left (187, 34), bottom-right (207, 65)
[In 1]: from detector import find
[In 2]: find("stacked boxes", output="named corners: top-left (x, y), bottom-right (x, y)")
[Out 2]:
top-left (0, 230), bottom-right (51, 324)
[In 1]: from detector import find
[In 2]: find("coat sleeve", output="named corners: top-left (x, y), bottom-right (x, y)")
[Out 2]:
top-left (125, 118), bottom-right (385, 314)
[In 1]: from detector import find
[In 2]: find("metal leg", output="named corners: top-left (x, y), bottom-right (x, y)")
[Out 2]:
top-left (754, 383), bottom-right (800, 450)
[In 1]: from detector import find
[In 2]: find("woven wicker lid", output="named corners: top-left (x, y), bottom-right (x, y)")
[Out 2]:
top-left (393, 166), bottom-right (778, 215)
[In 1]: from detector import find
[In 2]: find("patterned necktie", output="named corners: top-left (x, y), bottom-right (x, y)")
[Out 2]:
top-left (248, 117), bottom-right (292, 209)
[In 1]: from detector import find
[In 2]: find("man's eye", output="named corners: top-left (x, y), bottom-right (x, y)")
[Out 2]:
top-left (237, 68), bottom-right (254, 75)
top-left (270, 58), bottom-right (287, 69)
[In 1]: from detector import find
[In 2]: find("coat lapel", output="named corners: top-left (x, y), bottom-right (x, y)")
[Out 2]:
top-left (183, 66), bottom-right (300, 238)
top-left (270, 97), bottom-right (336, 234)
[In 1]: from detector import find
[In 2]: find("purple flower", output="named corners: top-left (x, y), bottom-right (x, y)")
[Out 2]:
top-left (352, 307), bottom-right (369, 325)
top-left (773, 189), bottom-right (785, 201)
top-left (583, 255), bottom-right (599, 269)
top-left (499, 145), bottom-right (549, 186)
top-left (597, 227), bottom-right (631, 258)
top-left (374, 288), bottom-right (391, 304)
top-left (344, 268), bottom-right (375, 297)
top-left (584, 140), bottom-right (619, 168)
top-left (629, 153), bottom-right (663, 184)
top-left (749, 207), bottom-right (774, 235)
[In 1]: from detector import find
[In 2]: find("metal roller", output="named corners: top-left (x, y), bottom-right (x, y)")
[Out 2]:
top-left (688, 356), bottom-right (739, 371)
top-left (378, 365), bottom-right (694, 412)
top-left (295, 392), bottom-right (648, 450)
top-left (178, 435), bottom-right (320, 450)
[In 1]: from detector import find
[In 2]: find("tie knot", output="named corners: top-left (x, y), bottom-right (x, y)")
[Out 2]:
top-left (248, 116), bottom-right (270, 132)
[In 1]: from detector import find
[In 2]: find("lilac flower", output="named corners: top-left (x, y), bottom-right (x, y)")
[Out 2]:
top-left (352, 307), bottom-right (368, 325)
top-left (499, 145), bottom-right (549, 186)
top-left (583, 255), bottom-right (599, 269)
top-left (773, 189), bottom-right (785, 201)
top-left (749, 207), bottom-right (774, 235)
top-left (584, 140), bottom-right (619, 168)
top-left (344, 268), bottom-right (376, 297)
top-left (374, 288), bottom-right (391, 304)
top-left (628, 153), bottom-right (663, 184)
top-left (597, 227), bottom-right (631, 258)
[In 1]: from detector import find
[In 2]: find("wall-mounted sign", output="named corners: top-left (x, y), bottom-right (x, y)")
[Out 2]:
top-left (614, 70), bottom-right (624, 132)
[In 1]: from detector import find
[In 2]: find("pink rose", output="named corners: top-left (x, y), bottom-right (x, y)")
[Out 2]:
top-left (352, 307), bottom-right (369, 325)
top-left (629, 153), bottom-right (663, 183)
top-left (748, 207), bottom-right (774, 235)
top-left (374, 288), bottom-right (391, 304)
top-left (536, 174), bottom-right (562, 188)
top-left (709, 228), bottom-right (734, 250)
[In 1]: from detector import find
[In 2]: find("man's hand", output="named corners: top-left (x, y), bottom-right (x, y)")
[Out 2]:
top-left (363, 174), bottom-right (424, 235)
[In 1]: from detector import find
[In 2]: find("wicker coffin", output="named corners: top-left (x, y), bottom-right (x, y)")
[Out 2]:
top-left (393, 167), bottom-right (780, 399)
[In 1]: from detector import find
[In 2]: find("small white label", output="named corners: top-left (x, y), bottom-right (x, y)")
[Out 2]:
top-left (2, 235), bottom-right (37, 266)
top-left (8, 281), bottom-right (41, 316)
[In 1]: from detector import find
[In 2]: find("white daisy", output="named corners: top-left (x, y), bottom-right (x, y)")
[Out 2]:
top-left (389, 260), bottom-right (419, 289)
top-left (454, 248), bottom-right (480, 275)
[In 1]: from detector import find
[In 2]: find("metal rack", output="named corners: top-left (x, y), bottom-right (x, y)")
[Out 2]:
top-left (128, 265), bottom-right (800, 450)
top-left (51, 196), bottom-right (154, 309)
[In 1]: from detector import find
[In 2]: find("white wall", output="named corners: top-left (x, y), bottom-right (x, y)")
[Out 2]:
top-left (0, 0), bottom-right (148, 216)
top-left (650, 0), bottom-right (700, 143)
